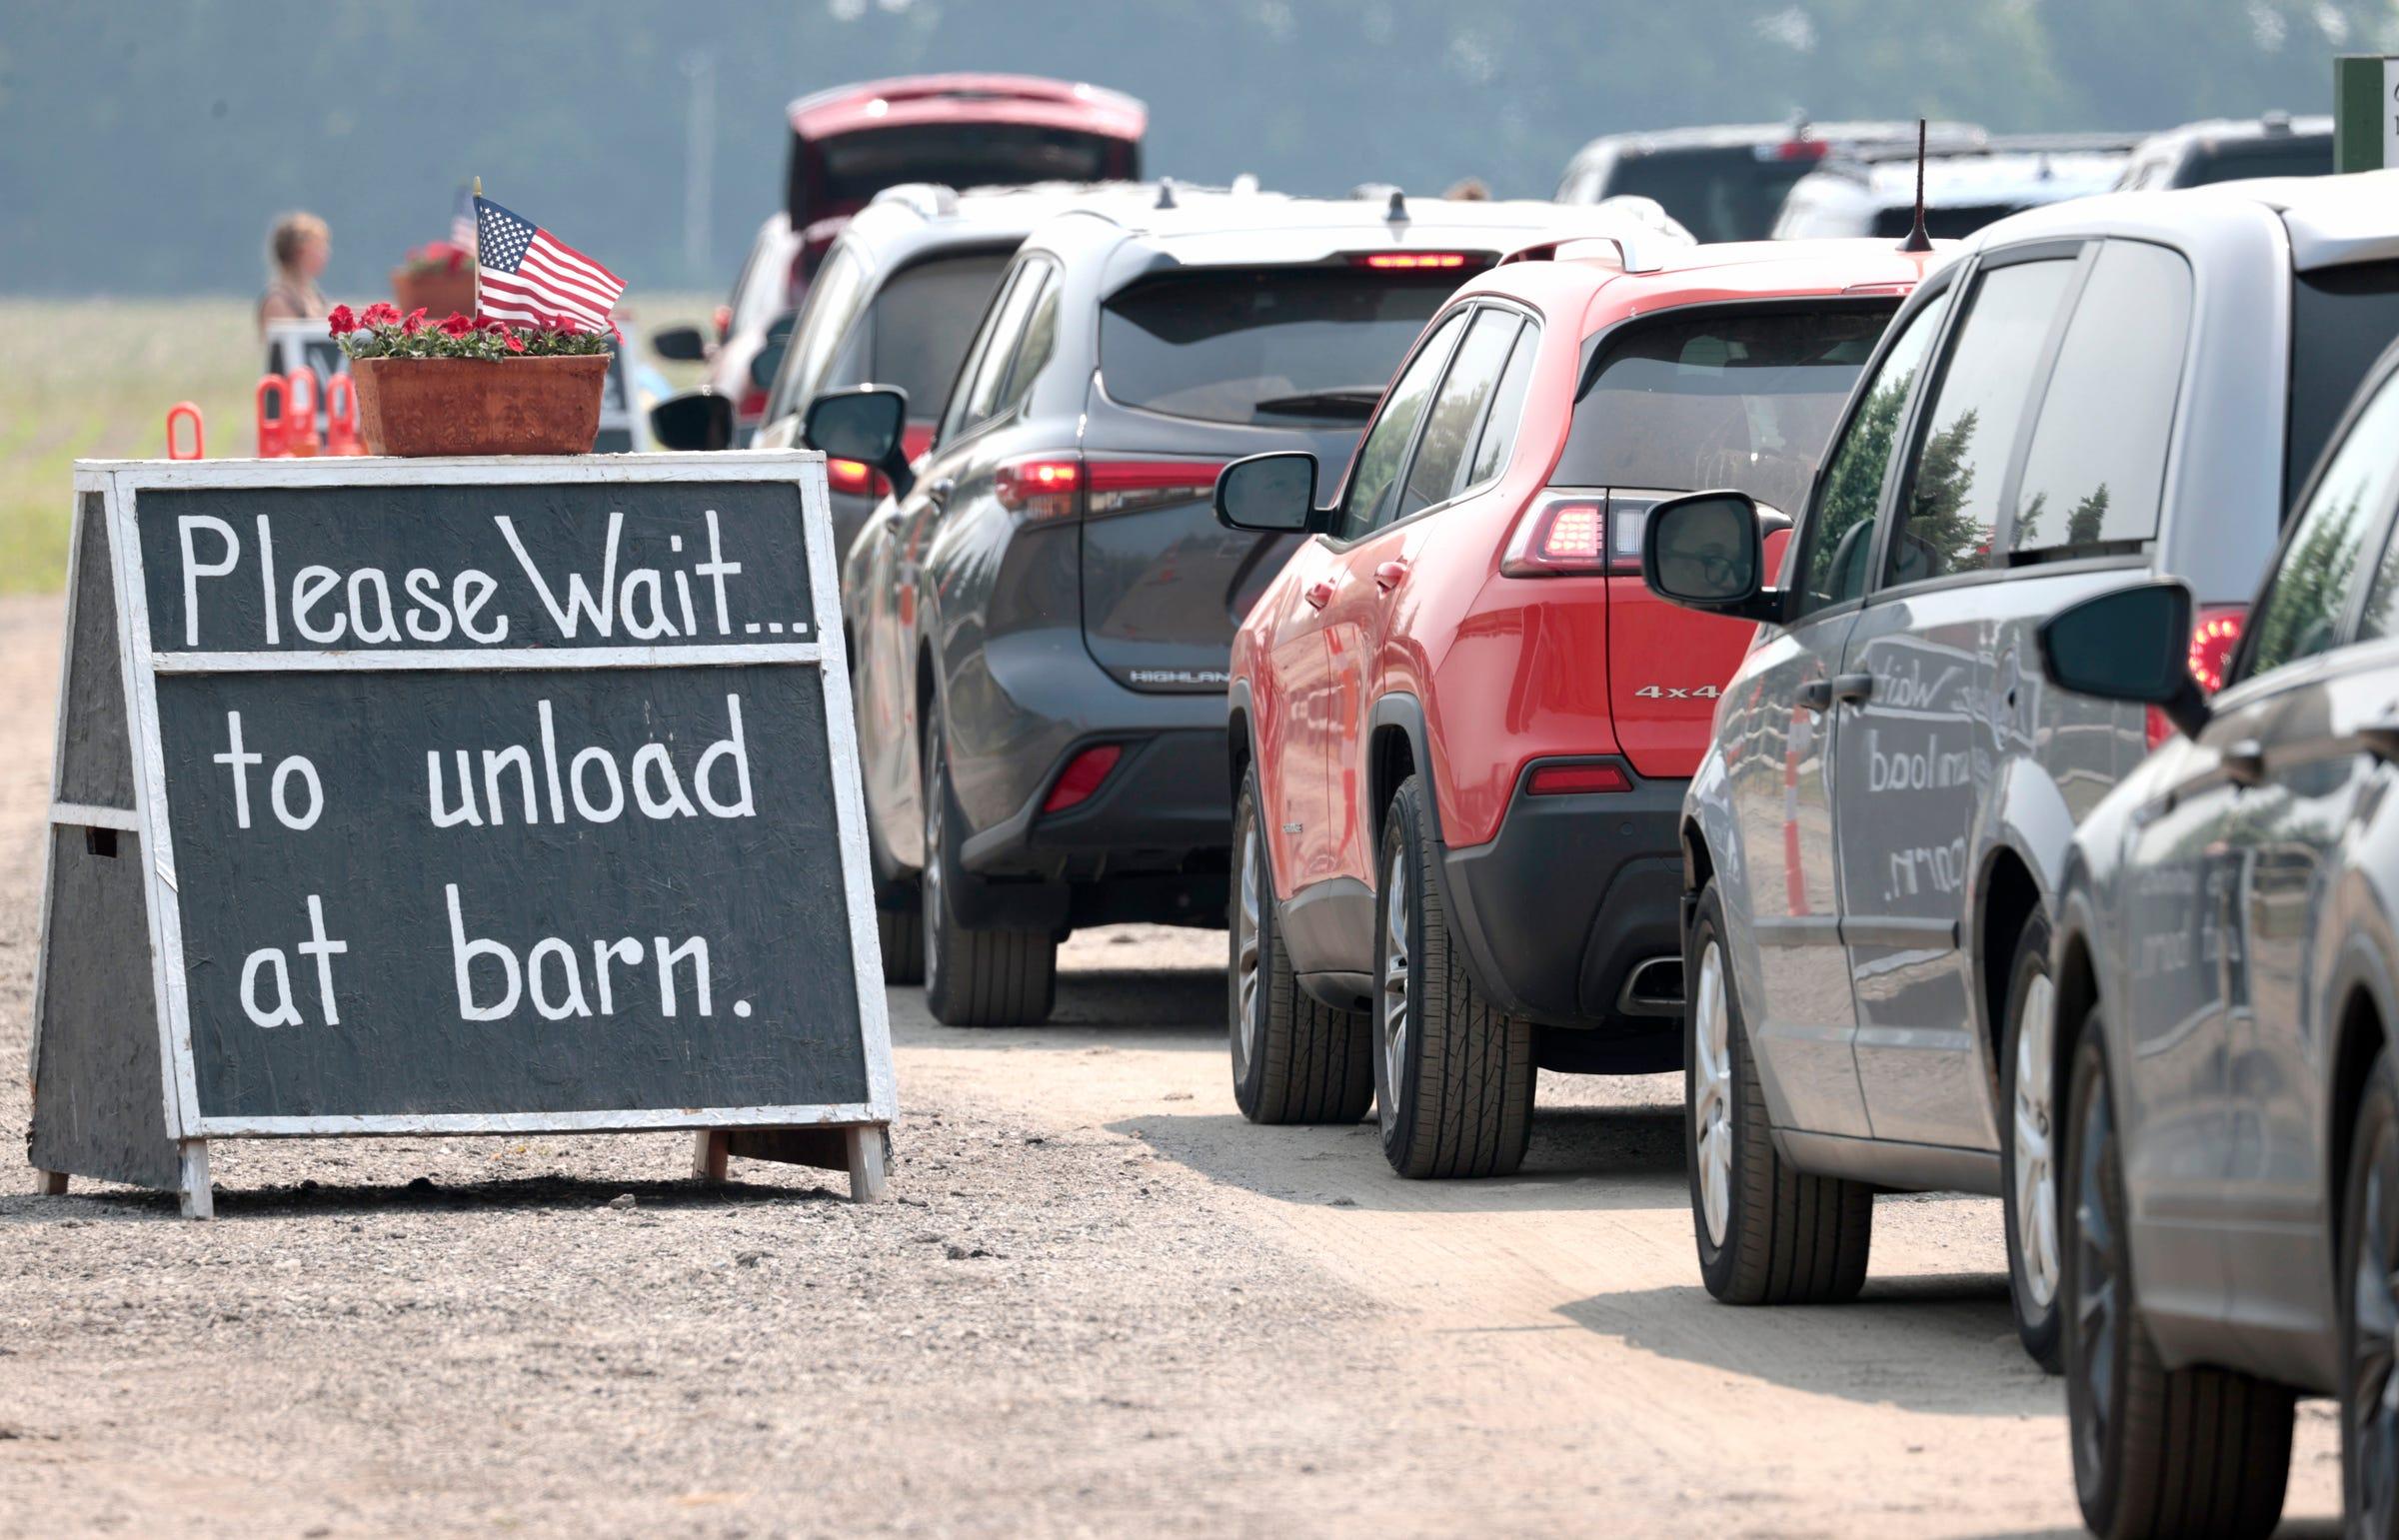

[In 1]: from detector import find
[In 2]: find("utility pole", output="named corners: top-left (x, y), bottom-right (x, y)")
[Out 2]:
top-left (683, 48), bottom-right (716, 286)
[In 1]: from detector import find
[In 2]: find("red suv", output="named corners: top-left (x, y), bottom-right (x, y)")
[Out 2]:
top-left (1213, 236), bottom-right (1943, 1177)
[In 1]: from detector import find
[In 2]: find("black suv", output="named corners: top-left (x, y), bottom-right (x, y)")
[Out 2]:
top-left (807, 191), bottom-right (1684, 1024)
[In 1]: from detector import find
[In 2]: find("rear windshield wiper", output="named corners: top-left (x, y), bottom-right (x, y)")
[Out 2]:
top-left (1251, 387), bottom-right (1384, 420)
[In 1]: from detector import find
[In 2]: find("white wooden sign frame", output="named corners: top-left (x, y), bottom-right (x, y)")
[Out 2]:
top-left (32, 452), bottom-right (895, 1216)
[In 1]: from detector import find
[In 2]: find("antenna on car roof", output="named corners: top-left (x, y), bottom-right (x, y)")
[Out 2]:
top-left (1155, 177), bottom-right (1178, 210)
top-left (1385, 190), bottom-right (1407, 223)
top-left (1897, 119), bottom-right (1933, 253)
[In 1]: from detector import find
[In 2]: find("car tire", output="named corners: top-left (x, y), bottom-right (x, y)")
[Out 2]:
top-left (1228, 775), bottom-right (1373, 1124)
top-left (1371, 774), bottom-right (1534, 1179)
top-left (1686, 877), bottom-right (1872, 1304)
top-left (1998, 910), bottom-right (2062, 1373)
top-left (2063, 1000), bottom-right (2292, 1540)
top-left (877, 892), bottom-right (925, 987)
top-left (920, 706), bottom-right (1057, 1027)
top-left (2341, 1045), bottom-right (2399, 1540)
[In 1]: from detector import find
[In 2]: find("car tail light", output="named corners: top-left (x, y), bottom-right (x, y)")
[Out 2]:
top-left (1767, 139), bottom-right (1830, 161)
top-left (1351, 252), bottom-right (1470, 270)
top-left (1501, 493), bottom-right (1634, 577)
top-left (1526, 762), bottom-right (1631, 796)
top-left (1043, 745), bottom-right (1124, 813)
top-left (2144, 604), bottom-right (2247, 750)
top-left (738, 386), bottom-right (768, 421)
top-left (995, 456), bottom-right (1085, 522)
top-left (712, 304), bottom-right (733, 342)
top-left (826, 457), bottom-right (890, 498)
top-left (1086, 459), bottom-right (1226, 518)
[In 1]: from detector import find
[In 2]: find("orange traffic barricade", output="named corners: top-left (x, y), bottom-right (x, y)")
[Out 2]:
top-left (165, 402), bottom-right (204, 461)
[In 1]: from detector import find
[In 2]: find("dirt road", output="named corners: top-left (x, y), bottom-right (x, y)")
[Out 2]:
top-left (0, 594), bottom-right (2343, 1537)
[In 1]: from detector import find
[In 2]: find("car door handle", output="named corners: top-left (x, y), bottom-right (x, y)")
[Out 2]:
top-left (925, 477), bottom-right (955, 511)
top-left (1303, 579), bottom-right (1336, 611)
top-left (2223, 739), bottom-right (2267, 786)
top-left (1373, 560), bottom-right (1409, 592)
top-left (1794, 679), bottom-right (1833, 713)
top-left (1830, 673), bottom-right (1875, 706)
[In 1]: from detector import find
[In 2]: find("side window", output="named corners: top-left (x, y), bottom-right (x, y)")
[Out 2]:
top-left (1395, 311), bottom-right (1522, 522)
top-left (1466, 322), bottom-right (1539, 487)
top-left (1884, 257), bottom-right (2076, 587)
top-left (1790, 287), bottom-right (1954, 617)
top-left (768, 244), bottom-right (868, 423)
top-left (941, 260), bottom-right (1051, 443)
top-left (1338, 311), bottom-right (1466, 540)
top-left (2253, 374), bottom-right (2399, 673)
top-left (2006, 242), bottom-right (2192, 562)
top-left (990, 269), bottom-right (1061, 423)
top-left (936, 266), bottom-right (1023, 446)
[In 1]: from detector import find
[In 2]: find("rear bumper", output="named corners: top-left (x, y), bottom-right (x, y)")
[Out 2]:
top-left (961, 726), bottom-right (1230, 873)
top-left (1438, 762), bottom-right (1686, 1038)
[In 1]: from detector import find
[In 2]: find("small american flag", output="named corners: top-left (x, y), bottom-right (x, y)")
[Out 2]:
top-left (474, 196), bottom-right (625, 334)
top-left (449, 185), bottom-right (477, 258)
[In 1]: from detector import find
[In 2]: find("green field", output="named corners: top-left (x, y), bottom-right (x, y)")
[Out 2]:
top-left (0, 296), bottom-right (714, 595)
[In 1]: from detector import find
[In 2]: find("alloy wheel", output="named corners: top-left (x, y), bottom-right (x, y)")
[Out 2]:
top-left (2013, 973), bottom-right (2060, 1309)
top-left (2351, 1119), bottom-right (2399, 1536)
top-left (1691, 939), bottom-right (1734, 1248)
top-left (1380, 847), bottom-right (1410, 1119)
top-left (2071, 1069), bottom-right (2122, 1493)
top-left (1234, 822), bottom-right (1263, 1073)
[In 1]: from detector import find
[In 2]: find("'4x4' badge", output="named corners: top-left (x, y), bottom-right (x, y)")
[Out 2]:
top-left (1632, 685), bottom-right (1721, 700)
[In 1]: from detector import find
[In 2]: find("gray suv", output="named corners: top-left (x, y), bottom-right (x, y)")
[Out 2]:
top-left (1638, 173), bottom-right (2399, 1370)
top-left (812, 192), bottom-right (1684, 1026)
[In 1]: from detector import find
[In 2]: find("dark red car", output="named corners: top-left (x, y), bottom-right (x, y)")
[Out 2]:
top-left (1215, 236), bottom-right (1944, 1177)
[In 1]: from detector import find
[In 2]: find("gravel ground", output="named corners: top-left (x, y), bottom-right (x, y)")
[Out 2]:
top-left (0, 592), bottom-right (2348, 1537)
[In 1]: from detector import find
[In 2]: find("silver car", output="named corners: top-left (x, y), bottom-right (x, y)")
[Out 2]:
top-left (1638, 171), bottom-right (2399, 1371)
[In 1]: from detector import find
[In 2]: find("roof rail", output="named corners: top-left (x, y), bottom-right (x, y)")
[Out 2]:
top-left (868, 182), bottom-right (961, 219)
top-left (1498, 235), bottom-right (1658, 274)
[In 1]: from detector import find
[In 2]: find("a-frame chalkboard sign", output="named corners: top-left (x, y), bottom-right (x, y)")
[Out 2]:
top-left (29, 452), bottom-right (895, 1216)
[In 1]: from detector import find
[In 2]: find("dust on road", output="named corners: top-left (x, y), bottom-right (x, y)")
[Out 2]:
top-left (0, 595), bottom-right (2342, 1537)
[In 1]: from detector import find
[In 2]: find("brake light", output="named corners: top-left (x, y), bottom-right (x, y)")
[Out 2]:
top-left (1527, 762), bottom-right (1632, 796)
top-left (1353, 252), bottom-right (1469, 270)
top-left (1771, 139), bottom-right (1830, 161)
top-left (738, 386), bottom-right (767, 420)
top-left (1500, 494), bottom-right (1633, 577)
top-left (1043, 745), bottom-right (1124, 813)
top-left (826, 457), bottom-right (890, 498)
top-left (995, 456), bottom-right (1085, 522)
top-left (2144, 604), bottom-right (2247, 751)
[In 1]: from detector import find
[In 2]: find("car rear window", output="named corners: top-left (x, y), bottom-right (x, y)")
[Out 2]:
top-left (1595, 149), bottom-right (1816, 243)
top-left (870, 251), bottom-right (1012, 413)
top-left (2185, 139), bottom-right (2331, 186)
top-left (815, 125), bottom-right (1124, 209)
top-left (1100, 268), bottom-right (1464, 426)
top-left (1552, 304), bottom-right (1895, 517)
top-left (2289, 261), bottom-right (2399, 510)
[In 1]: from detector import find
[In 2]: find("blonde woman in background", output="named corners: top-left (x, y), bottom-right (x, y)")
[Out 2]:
top-left (257, 212), bottom-right (331, 335)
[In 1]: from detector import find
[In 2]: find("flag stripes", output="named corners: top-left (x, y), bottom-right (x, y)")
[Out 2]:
top-left (473, 195), bottom-right (624, 334)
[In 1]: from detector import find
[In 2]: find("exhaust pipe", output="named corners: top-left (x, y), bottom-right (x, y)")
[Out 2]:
top-left (1616, 955), bottom-right (1684, 1016)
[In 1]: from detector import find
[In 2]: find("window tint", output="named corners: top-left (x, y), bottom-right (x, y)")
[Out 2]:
top-left (2255, 373), bottom-right (2399, 673)
top-left (1792, 288), bottom-right (1953, 617)
top-left (991, 270), bottom-right (1061, 421)
top-left (2007, 242), bottom-right (2192, 561)
top-left (1100, 268), bottom-right (1460, 427)
top-left (1396, 310), bottom-right (1522, 522)
top-left (2289, 262), bottom-right (2399, 510)
top-left (1467, 324), bottom-right (1539, 487)
top-left (772, 244), bottom-right (869, 421)
top-left (947, 260), bottom-right (1049, 439)
top-left (1554, 304), bottom-right (1891, 516)
top-left (938, 265), bottom-right (1024, 443)
top-left (1338, 312), bottom-right (1465, 540)
top-left (868, 251), bottom-right (1012, 414)
top-left (1885, 259), bottom-right (2074, 587)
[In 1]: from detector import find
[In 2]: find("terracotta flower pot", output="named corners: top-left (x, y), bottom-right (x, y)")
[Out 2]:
top-left (390, 267), bottom-right (478, 320)
top-left (351, 355), bottom-right (609, 457)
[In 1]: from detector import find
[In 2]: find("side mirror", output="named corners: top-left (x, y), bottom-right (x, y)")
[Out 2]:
top-left (750, 336), bottom-right (790, 393)
top-left (806, 386), bottom-right (915, 500)
top-left (1641, 490), bottom-right (1780, 623)
top-left (2038, 580), bottom-right (2210, 739)
top-left (652, 324), bottom-right (709, 364)
top-left (649, 390), bottom-right (735, 452)
top-left (1214, 452), bottom-right (1322, 534)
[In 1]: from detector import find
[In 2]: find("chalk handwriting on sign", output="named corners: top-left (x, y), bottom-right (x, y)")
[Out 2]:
top-left (139, 484), bottom-right (817, 654)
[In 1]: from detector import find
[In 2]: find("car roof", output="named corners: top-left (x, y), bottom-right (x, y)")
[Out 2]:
top-left (2130, 111), bottom-right (2333, 154)
top-left (786, 73), bottom-right (1146, 143)
top-left (834, 180), bottom-right (1166, 261)
top-left (1569, 119), bottom-right (1982, 159)
top-left (1032, 191), bottom-right (1693, 271)
top-left (1457, 237), bottom-right (1954, 319)
top-left (1964, 169), bottom-right (2399, 271)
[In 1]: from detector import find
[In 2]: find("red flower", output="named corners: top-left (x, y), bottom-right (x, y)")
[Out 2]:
top-left (360, 301), bottom-right (400, 328)
top-left (439, 311), bottom-right (474, 338)
top-left (502, 328), bottom-right (526, 354)
top-left (327, 304), bottom-right (357, 337)
top-left (446, 248), bottom-right (467, 274)
top-left (402, 307), bottom-right (428, 336)
top-left (478, 315), bottom-right (508, 332)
